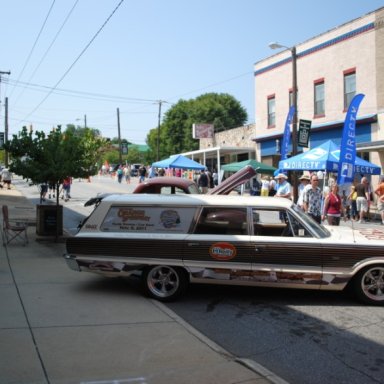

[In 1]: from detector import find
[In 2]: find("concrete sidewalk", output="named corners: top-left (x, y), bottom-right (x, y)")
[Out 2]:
top-left (0, 184), bottom-right (281, 384)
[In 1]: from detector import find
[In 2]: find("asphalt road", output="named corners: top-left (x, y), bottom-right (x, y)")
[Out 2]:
top-left (14, 175), bottom-right (384, 384)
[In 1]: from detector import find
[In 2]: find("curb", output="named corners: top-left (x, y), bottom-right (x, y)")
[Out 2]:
top-left (152, 299), bottom-right (290, 384)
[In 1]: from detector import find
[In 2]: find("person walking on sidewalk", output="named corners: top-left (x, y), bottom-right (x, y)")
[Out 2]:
top-left (374, 175), bottom-right (384, 225)
top-left (356, 177), bottom-right (370, 224)
top-left (1, 167), bottom-right (12, 189)
top-left (303, 174), bottom-right (322, 224)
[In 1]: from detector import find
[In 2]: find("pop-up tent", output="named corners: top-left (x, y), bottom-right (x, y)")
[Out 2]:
top-left (278, 140), bottom-right (381, 175)
top-left (152, 154), bottom-right (206, 170)
top-left (222, 159), bottom-right (276, 174)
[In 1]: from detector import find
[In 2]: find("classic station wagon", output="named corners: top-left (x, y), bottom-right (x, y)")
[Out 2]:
top-left (64, 194), bottom-right (384, 305)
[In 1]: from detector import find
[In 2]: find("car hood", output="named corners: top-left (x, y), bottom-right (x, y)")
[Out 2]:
top-left (209, 165), bottom-right (257, 195)
top-left (324, 224), bottom-right (384, 246)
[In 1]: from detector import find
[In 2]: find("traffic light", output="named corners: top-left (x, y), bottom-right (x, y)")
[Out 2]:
top-left (0, 132), bottom-right (4, 149)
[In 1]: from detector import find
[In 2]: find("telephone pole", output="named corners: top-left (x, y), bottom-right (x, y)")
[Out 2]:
top-left (117, 107), bottom-right (122, 165)
top-left (0, 71), bottom-right (11, 167)
top-left (156, 100), bottom-right (168, 161)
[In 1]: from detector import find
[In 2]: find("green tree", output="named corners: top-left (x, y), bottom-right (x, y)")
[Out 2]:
top-left (4, 126), bottom-right (105, 205)
top-left (146, 92), bottom-right (247, 159)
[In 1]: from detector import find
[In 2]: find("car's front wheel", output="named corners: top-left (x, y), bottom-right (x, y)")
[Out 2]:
top-left (142, 265), bottom-right (188, 302)
top-left (352, 265), bottom-right (384, 305)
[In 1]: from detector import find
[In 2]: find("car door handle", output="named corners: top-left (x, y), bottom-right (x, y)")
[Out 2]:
top-left (255, 245), bottom-right (266, 252)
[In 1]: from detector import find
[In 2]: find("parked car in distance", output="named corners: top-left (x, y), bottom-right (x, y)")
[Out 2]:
top-left (133, 165), bottom-right (257, 195)
top-left (133, 176), bottom-right (200, 194)
top-left (65, 193), bottom-right (384, 305)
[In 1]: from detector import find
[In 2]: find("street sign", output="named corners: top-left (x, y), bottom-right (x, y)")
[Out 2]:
top-left (298, 119), bottom-right (311, 147)
top-left (121, 142), bottom-right (128, 155)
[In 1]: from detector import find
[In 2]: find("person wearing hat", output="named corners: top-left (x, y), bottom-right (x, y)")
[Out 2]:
top-left (274, 173), bottom-right (291, 199)
top-left (297, 174), bottom-right (311, 209)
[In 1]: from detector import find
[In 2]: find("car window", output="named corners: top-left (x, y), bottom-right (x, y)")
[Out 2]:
top-left (252, 208), bottom-right (312, 237)
top-left (194, 207), bottom-right (248, 235)
top-left (159, 186), bottom-right (189, 194)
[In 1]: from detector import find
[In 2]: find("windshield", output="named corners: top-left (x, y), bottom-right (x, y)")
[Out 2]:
top-left (292, 204), bottom-right (330, 238)
top-left (188, 184), bottom-right (200, 194)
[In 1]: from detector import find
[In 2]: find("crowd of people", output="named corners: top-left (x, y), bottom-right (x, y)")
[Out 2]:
top-left (271, 172), bottom-right (384, 226)
top-left (3, 160), bottom-right (383, 225)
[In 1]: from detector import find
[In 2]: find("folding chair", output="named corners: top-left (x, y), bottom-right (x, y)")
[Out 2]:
top-left (2, 205), bottom-right (29, 246)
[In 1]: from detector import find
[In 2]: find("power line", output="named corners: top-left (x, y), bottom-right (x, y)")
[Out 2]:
top-left (8, 0), bottom-right (56, 100)
top-left (12, 0), bottom-right (80, 107)
top-left (5, 78), bottom-right (158, 104)
top-left (20, 0), bottom-right (126, 123)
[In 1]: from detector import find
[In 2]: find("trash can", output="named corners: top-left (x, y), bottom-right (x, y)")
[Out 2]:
top-left (36, 205), bottom-right (63, 236)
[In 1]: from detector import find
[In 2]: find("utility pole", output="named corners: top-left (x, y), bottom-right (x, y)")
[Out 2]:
top-left (84, 114), bottom-right (87, 128)
top-left (156, 100), bottom-right (168, 161)
top-left (117, 107), bottom-right (122, 165)
top-left (0, 71), bottom-right (11, 167)
top-left (4, 97), bottom-right (9, 167)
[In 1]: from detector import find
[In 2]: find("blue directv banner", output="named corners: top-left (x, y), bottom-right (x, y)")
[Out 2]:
top-left (281, 106), bottom-right (295, 161)
top-left (337, 94), bottom-right (365, 185)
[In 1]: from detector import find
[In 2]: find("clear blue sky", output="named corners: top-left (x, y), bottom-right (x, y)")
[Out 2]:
top-left (1, 0), bottom-right (382, 144)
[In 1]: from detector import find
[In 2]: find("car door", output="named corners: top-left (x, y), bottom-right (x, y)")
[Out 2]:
top-left (249, 207), bottom-right (323, 288)
top-left (183, 206), bottom-right (253, 282)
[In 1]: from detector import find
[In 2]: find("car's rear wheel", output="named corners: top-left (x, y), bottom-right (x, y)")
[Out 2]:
top-left (142, 265), bottom-right (188, 302)
top-left (352, 265), bottom-right (384, 305)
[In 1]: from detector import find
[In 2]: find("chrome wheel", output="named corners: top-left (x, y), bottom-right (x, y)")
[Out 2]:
top-left (143, 266), bottom-right (188, 301)
top-left (354, 265), bottom-right (384, 305)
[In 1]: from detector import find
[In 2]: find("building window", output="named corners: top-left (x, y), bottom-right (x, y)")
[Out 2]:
top-left (344, 69), bottom-right (356, 110)
top-left (267, 95), bottom-right (275, 127)
top-left (314, 80), bottom-right (325, 116)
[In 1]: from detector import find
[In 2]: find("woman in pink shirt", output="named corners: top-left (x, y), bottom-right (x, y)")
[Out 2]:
top-left (322, 184), bottom-right (345, 225)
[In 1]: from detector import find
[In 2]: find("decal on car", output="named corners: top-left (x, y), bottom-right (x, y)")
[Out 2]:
top-left (209, 242), bottom-right (237, 260)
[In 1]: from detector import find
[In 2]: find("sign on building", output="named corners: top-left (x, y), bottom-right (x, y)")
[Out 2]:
top-left (192, 124), bottom-right (214, 139)
top-left (298, 119), bottom-right (311, 147)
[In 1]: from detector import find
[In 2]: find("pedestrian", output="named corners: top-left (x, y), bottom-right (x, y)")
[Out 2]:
top-left (268, 177), bottom-right (277, 196)
top-left (1, 167), bottom-right (12, 189)
top-left (260, 176), bottom-right (270, 197)
top-left (62, 177), bottom-right (72, 202)
top-left (48, 182), bottom-right (55, 199)
top-left (322, 184), bottom-right (345, 225)
top-left (374, 175), bottom-right (384, 225)
top-left (40, 183), bottom-right (48, 202)
top-left (355, 177), bottom-right (370, 223)
top-left (116, 166), bottom-right (123, 183)
top-left (297, 174), bottom-right (311, 209)
top-left (303, 174), bottom-right (323, 224)
top-left (274, 173), bottom-right (291, 199)
top-left (138, 165), bottom-right (146, 183)
top-left (347, 185), bottom-right (358, 221)
top-left (212, 170), bottom-right (218, 186)
top-left (198, 170), bottom-right (209, 194)
top-left (124, 165), bottom-right (131, 184)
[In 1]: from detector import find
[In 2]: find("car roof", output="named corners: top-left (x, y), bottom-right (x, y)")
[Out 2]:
top-left (101, 193), bottom-right (293, 208)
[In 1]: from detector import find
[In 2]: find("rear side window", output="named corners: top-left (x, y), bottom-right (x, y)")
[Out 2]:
top-left (100, 206), bottom-right (196, 233)
top-left (194, 207), bottom-right (248, 235)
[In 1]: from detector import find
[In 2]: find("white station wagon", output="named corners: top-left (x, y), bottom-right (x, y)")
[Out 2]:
top-left (64, 194), bottom-right (384, 305)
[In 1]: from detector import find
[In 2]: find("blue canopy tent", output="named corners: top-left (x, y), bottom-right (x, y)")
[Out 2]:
top-left (152, 154), bottom-right (206, 170)
top-left (278, 140), bottom-right (381, 175)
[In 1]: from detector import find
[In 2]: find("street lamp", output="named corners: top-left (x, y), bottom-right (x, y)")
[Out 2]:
top-left (269, 42), bottom-right (299, 201)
